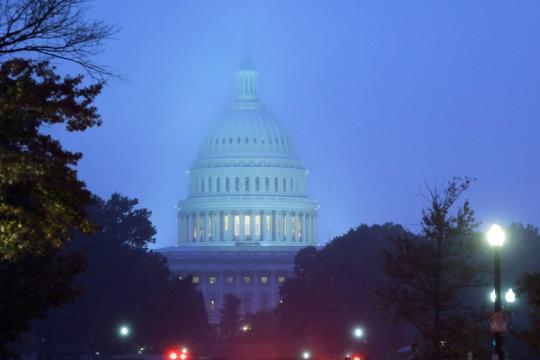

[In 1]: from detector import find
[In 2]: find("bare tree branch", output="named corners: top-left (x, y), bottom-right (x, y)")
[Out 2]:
top-left (0, 0), bottom-right (117, 79)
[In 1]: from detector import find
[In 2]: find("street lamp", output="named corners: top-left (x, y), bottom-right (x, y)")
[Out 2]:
top-left (487, 224), bottom-right (506, 360)
top-left (505, 289), bottom-right (516, 304)
top-left (118, 325), bottom-right (130, 337)
top-left (302, 351), bottom-right (311, 359)
top-left (353, 327), bottom-right (365, 339)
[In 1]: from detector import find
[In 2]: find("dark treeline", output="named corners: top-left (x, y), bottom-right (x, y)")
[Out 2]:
top-left (23, 194), bottom-right (209, 355)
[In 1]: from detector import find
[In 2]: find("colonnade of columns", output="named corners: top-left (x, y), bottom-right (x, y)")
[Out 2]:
top-left (178, 210), bottom-right (317, 244)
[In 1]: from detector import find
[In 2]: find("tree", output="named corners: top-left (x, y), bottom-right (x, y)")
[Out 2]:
top-left (518, 271), bottom-right (540, 352)
top-left (277, 223), bottom-right (412, 358)
top-left (219, 294), bottom-right (242, 340)
top-left (28, 194), bottom-right (209, 355)
top-left (377, 178), bottom-right (487, 359)
top-left (0, 0), bottom-right (115, 77)
top-left (0, 58), bottom-right (101, 357)
top-left (0, 59), bottom-right (101, 260)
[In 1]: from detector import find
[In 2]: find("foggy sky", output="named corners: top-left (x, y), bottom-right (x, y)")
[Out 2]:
top-left (54, 0), bottom-right (540, 248)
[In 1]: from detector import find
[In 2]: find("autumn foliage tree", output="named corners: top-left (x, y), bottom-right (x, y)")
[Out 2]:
top-left (0, 59), bottom-right (102, 356)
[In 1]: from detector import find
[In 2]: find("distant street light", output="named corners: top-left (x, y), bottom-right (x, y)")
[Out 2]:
top-left (353, 326), bottom-right (365, 339)
top-left (241, 324), bottom-right (251, 332)
top-left (118, 325), bottom-right (130, 337)
top-left (487, 224), bottom-right (506, 360)
top-left (302, 351), bottom-right (311, 359)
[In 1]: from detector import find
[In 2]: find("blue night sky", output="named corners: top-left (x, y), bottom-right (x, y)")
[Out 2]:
top-left (54, 0), bottom-right (540, 248)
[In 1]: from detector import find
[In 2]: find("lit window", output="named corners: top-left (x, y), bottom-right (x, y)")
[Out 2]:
top-left (209, 276), bottom-right (216, 284)
top-left (291, 216), bottom-right (296, 240)
top-left (283, 215), bottom-right (287, 237)
top-left (266, 215), bottom-right (272, 232)
top-left (192, 276), bottom-right (199, 284)
top-left (278, 276), bottom-right (286, 283)
top-left (226, 276), bottom-right (234, 284)
top-left (235, 177), bottom-right (239, 191)
top-left (255, 177), bottom-right (260, 191)
top-left (234, 215), bottom-right (240, 237)
top-left (244, 215), bottom-right (251, 236)
top-left (243, 276), bottom-right (252, 284)
top-left (210, 299), bottom-right (216, 312)
top-left (223, 215), bottom-right (229, 232)
top-left (245, 177), bottom-right (250, 191)
top-left (255, 215), bottom-right (261, 237)
top-left (299, 217), bottom-right (302, 240)
top-left (198, 216), bottom-right (204, 239)
top-left (260, 276), bottom-right (268, 284)
top-left (265, 177), bottom-right (269, 191)
top-left (225, 177), bottom-right (230, 191)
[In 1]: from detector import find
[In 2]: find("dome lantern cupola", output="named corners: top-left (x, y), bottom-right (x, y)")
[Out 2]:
top-left (234, 42), bottom-right (260, 109)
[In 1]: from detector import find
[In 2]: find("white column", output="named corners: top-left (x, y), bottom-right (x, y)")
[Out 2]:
top-left (239, 211), bottom-right (245, 242)
top-left (188, 214), bottom-right (193, 242)
top-left (250, 212), bottom-right (255, 241)
top-left (261, 211), bottom-right (267, 241)
top-left (301, 213), bottom-right (307, 242)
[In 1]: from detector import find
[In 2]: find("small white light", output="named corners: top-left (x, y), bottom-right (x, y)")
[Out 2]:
top-left (490, 290), bottom-right (496, 303)
top-left (505, 288), bottom-right (516, 303)
top-left (487, 224), bottom-right (506, 247)
top-left (353, 327), bottom-right (364, 338)
top-left (119, 325), bottom-right (130, 336)
top-left (302, 351), bottom-right (311, 359)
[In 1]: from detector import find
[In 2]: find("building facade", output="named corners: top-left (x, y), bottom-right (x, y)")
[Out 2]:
top-left (159, 53), bottom-right (318, 323)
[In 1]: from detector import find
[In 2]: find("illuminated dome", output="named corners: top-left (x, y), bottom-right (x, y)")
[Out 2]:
top-left (177, 52), bottom-right (318, 248)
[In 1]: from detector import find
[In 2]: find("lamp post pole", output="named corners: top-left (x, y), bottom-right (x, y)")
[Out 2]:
top-left (493, 247), bottom-right (504, 360)
top-left (487, 224), bottom-right (506, 360)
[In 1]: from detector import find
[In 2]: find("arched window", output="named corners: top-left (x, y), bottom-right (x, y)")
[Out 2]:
top-left (244, 215), bottom-right (251, 237)
top-left (223, 215), bottom-right (229, 232)
top-left (234, 215), bottom-right (240, 237)
top-left (255, 215), bottom-right (261, 238)
top-left (291, 216), bottom-right (296, 240)
top-left (266, 214), bottom-right (272, 232)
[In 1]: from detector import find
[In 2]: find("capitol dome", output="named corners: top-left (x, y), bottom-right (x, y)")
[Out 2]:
top-left (177, 53), bottom-right (318, 248)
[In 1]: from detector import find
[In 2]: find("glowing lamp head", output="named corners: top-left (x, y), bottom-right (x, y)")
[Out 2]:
top-left (353, 356), bottom-right (362, 360)
top-left (169, 351), bottom-right (178, 360)
top-left (505, 288), bottom-right (516, 303)
top-left (353, 327), bottom-right (364, 338)
top-left (118, 325), bottom-right (130, 337)
top-left (302, 351), bottom-right (311, 359)
top-left (487, 224), bottom-right (505, 247)
top-left (490, 289), bottom-right (496, 303)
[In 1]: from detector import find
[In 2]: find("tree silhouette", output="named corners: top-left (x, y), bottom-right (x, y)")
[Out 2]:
top-left (219, 294), bottom-right (242, 340)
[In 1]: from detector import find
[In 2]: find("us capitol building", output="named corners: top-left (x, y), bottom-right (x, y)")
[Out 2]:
top-left (158, 52), bottom-right (318, 323)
